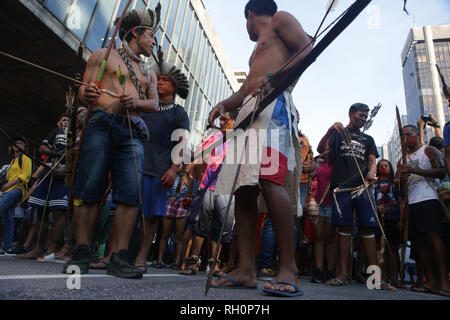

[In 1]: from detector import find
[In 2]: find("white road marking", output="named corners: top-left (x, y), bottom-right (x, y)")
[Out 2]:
top-left (0, 273), bottom-right (187, 280)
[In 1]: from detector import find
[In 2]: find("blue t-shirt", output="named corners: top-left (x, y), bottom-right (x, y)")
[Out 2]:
top-left (444, 123), bottom-right (450, 147)
top-left (142, 105), bottom-right (189, 178)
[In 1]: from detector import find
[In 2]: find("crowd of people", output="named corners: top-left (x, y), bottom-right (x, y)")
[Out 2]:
top-left (0, 0), bottom-right (449, 298)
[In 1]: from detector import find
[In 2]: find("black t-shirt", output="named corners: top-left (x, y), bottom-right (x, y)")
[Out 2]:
top-left (329, 127), bottom-right (379, 188)
top-left (142, 105), bottom-right (190, 178)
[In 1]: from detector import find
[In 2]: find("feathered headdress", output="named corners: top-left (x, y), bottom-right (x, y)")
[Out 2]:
top-left (151, 46), bottom-right (190, 99)
top-left (119, 2), bottom-right (162, 40)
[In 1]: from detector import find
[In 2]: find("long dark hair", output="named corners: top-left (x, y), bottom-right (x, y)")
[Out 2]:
top-left (376, 159), bottom-right (395, 183)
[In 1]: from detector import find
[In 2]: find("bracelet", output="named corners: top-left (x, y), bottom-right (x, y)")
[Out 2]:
top-left (266, 73), bottom-right (276, 87)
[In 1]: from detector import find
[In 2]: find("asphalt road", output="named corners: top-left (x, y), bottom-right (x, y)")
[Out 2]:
top-left (0, 254), bottom-right (448, 301)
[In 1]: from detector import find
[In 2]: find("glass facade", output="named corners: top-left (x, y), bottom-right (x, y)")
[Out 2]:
top-left (39, 0), bottom-right (237, 146)
top-left (403, 37), bottom-right (450, 144)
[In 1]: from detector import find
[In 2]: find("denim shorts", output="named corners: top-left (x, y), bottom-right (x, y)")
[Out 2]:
top-left (330, 187), bottom-right (379, 228)
top-left (318, 206), bottom-right (332, 218)
top-left (73, 108), bottom-right (147, 206)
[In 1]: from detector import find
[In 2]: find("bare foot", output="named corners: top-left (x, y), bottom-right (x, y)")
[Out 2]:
top-left (263, 271), bottom-right (301, 294)
top-left (211, 268), bottom-right (257, 288)
top-left (16, 248), bottom-right (43, 260)
top-left (55, 246), bottom-right (72, 260)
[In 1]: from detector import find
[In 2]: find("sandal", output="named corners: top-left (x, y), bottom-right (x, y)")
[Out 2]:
top-left (135, 264), bottom-right (148, 273)
top-left (329, 278), bottom-right (349, 286)
top-left (179, 255), bottom-right (200, 275)
top-left (152, 262), bottom-right (165, 269)
top-left (392, 280), bottom-right (406, 289)
top-left (170, 263), bottom-right (181, 270)
top-left (380, 281), bottom-right (396, 291)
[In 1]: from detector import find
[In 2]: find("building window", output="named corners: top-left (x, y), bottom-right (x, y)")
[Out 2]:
top-left (178, 5), bottom-right (193, 59)
top-left (44, 0), bottom-right (72, 23)
top-left (104, 0), bottom-right (132, 49)
top-left (171, 0), bottom-right (187, 48)
top-left (194, 33), bottom-right (206, 79)
top-left (86, 0), bottom-right (118, 51)
top-left (67, 0), bottom-right (98, 41)
top-left (165, 0), bottom-right (180, 41)
top-left (185, 16), bottom-right (198, 68)
top-left (190, 26), bottom-right (202, 71)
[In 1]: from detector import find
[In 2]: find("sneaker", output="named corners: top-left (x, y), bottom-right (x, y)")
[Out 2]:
top-left (3, 249), bottom-right (16, 256)
top-left (106, 250), bottom-right (143, 279)
top-left (63, 244), bottom-right (90, 274)
top-left (257, 268), bottom-right (275, 281)
top-left (311, 268), bottom-right (325, 284)
top-left (8, 247), bottom-right (31, 255)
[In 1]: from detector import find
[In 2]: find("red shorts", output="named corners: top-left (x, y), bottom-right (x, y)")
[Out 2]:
top-left (259, 147), bottom-right (288, 186)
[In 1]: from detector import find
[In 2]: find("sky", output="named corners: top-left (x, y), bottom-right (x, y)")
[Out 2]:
top-left (202, 0), bottom-right (450, 154)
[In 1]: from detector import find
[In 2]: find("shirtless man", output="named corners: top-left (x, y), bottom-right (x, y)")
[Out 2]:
top-left (63, 8), bottom-right (159, 279)
top-left (208, 0), bottom-right (312, 296)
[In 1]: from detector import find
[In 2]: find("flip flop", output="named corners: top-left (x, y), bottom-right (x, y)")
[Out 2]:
top-left (211, 275), bottom-right (257, 290)
top-left (152, 262), bottom-right (165, 269)
top-left (380, 281), bottom-right (397, 291)
top-left (90, 260), bottom-right (109, 270)
top-left (135, 265), bottom-right (148, 273)
top-left (329, 278), bottom-right (349, 286)
top-left (263, 280), bottom-right (304, 297)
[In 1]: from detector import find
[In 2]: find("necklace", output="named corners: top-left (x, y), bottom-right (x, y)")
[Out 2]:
top-left (159, 102), bottom-right (175, 112)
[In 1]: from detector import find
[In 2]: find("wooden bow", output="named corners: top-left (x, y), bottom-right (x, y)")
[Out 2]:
top-left (396, 106), bottom-right (409, 283)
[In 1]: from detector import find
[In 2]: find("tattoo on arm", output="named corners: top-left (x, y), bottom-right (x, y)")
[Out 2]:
top-left (146, 71), bottom-right (158, 101)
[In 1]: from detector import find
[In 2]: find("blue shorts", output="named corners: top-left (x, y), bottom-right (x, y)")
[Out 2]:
top-left (331, 187), bottom-right (379, 228)
top-left (73, 109), bottom-right (147, 206)
top-left (28, 177), bottom-right (69, 211)
top-left (318, 206), bottom-right (332, 218)
top-left (142, 175), bottom-right (168, 218)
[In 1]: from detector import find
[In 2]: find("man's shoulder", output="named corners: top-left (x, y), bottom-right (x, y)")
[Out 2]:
top-left (424, 145), bottom-right (440, 158)
top-left (272, 11), bottom-right (299, 25)
top-left (89, 48), bottom-right (108, 61)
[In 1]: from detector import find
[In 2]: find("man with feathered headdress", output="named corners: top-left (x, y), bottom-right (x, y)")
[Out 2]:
top-left (133, 48), bottom-right (191, 273)
top-left (64, 5), bottom-right (161, 279)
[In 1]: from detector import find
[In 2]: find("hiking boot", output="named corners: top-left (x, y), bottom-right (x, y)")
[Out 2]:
top-left (257, 268), bottom-right (275, 281)
top-left (63, 244), bottom-right (90, 274)
top-left (107, 250), bottom-right (143, 279)
top-left (311, 268), bottom-right (325, 284)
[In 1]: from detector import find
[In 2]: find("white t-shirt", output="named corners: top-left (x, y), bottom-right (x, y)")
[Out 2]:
top-left (406, 145), bottom-right (440, 205)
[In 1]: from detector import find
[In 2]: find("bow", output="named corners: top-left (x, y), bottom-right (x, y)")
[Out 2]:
top-left (396, 105), bottom-right (410, 283)
top-left (204, 0), bottom-right (375, 296)
top-left (65, 44), bottom-right (84, 188)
